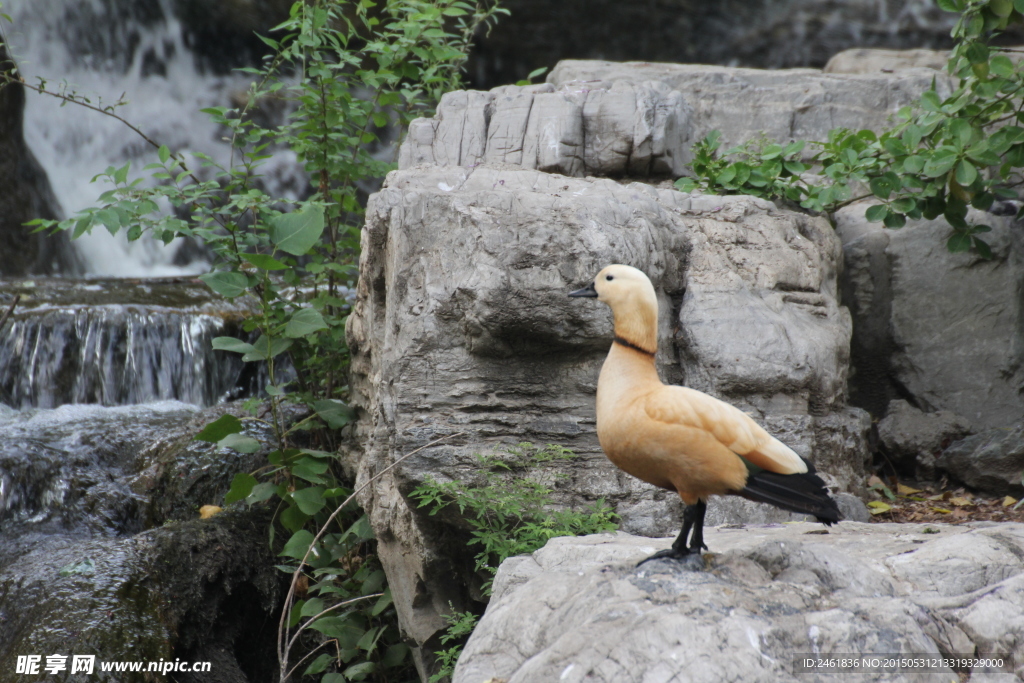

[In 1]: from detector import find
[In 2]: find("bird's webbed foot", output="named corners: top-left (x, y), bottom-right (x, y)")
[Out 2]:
top-left (636, 546), bottom-right (705, 571)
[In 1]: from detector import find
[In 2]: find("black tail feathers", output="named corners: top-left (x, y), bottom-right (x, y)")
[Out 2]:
top-left (738, 459), bottom-right (841, 525)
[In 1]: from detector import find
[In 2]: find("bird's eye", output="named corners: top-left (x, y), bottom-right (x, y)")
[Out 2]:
top-left (605, 275), bottom-right (614, 281)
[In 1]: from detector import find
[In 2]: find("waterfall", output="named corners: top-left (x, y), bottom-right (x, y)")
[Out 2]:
top-left (1, 0), bottom-right (304, 276)
top-left (0, 277), bottom-right (258, 408)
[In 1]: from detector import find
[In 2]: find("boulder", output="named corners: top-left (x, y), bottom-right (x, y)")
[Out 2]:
top-left (835, 202), bottom-right (1024, 429)
top-left (399, 80), bottom-right (691, 177)
top-left (0, 42), bottom-right (81, 276)
top-left (345, 163), bottom-right (869, 671)
top-left (455, 523), bottom-right (1024, 682)
top-left (877, 399), bottom-right (972, 480)
top-left (546, 60), bottom-right (954, 160)
top-left (938, 425), bottom-right (1024, 497)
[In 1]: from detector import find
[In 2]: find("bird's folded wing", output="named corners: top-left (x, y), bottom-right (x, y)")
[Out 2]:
top-left (642, 386), bottom-right (807, 475)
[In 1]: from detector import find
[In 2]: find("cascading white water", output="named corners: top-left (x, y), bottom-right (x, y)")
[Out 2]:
top-left (1, 0), bottom-right (303, 277)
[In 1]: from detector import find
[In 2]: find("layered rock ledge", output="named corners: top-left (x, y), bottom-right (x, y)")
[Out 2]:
top-left (456, 523), bottom-right (1024, 683)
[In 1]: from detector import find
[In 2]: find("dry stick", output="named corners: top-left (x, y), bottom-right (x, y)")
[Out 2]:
top-left (282, 593), bottom-right (383, 681)
top-left (277, 431), bottom-right (467, 682)
top-left (0, 295), bottom-right (20, 333)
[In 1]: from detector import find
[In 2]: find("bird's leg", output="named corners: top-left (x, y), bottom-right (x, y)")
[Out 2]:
top-left (686, 500), bottom-right (708, 552)
top-left (637, 500), bottom-right (708, 567)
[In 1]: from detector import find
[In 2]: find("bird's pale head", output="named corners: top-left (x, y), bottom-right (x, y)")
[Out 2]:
top-left (570, 264), bottom-right (657, 309)
top-left (569, 264), bottom-right (659, 351)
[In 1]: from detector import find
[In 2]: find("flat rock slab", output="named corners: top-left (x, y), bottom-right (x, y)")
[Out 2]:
top-left (456, 522), bottom-right (1024, 682)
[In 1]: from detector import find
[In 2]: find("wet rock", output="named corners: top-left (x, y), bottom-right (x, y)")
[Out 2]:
top-left (345, 164), bottom-right (868, 668)
top-left (0, 510), bottom-right (280, 683)
top-left (835, 203), bottom-right (1024, 429)
top-left (0, 42), bottom-right (81, 276)
top-left (877, 400), bottom-right (972, 480)
top-left (938, 425), bottom-right (1024, 497)
top-left (455, 523), bottom-right (1024, 682)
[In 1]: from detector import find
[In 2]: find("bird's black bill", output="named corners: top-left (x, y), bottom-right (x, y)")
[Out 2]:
top-left (568, 282), bottom-right (598, 298)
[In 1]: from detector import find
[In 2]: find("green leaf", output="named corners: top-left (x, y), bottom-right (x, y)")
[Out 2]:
top-left (923, 149), bottom-right (958, 177)
top-left (1016, 0), bottom-right (1024, 14)
top-left (300, 597), bottom-right (325, 617)
top-left (902, 155), bottom-right (924, 174)
top-left (973, 236), bottom-right (993, 259)
top-left (883, 212), bottom-right (907, 229)
top-left (313, 399), bottom-right (356, 429)
top-left (292, 456), bottom-right (330, 484)
top-left (382, 643), bottom-right (410, 668)
top-left (242, 335), bottom-right (293, 362)
top-left (280, 505), bottom-right (310, 533)
top-left (212, 336), bottom-right (256, 355)
top-left (292, 486), bottom-right (327, 515)
top-left (371, 588), bottom-right (393, 616)
top-left (865, 204), bottom-right (889, 222)
top-left (218, 433), bottom-right (261, 453)
top-left (992, 0), bottom-right (1014, 17)
top-left (194, 414), bottom-right (243, 442)
top-left (199, 271), bottom-right (249, 298)
top-left (947, 232), bottom-right (972, 253)
top-left (248, 482), bottom-right (278, 503)
top-left (955, 159), bottom-right (978, 186)
top-left (158, 145), bottom-right (171, 164)
top-left (241, 253), bottom-right (288, 271)
top-left (269, 204), bottom-right (325, 256)
top-left (280, 529), bottom-right (316, 559)
top-left (302, 654), bottom-right (333, 677)
top-left (343, 661), bottom-right (376, 679)
top-left (225, 472), bottom-right (258, 504)
top-left (285, 308), bottom-right (329, 338)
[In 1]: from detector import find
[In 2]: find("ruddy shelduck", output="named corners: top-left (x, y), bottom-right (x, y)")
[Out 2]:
top-left (570, 264), bottom-right (841, 564)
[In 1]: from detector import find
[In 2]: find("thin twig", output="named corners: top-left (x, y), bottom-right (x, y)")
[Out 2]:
top-left (286, 593), bottom-right (383, 657)
top-left (0, 295), bottom-right (20, 333)
top-left (277, 431), bottom-right (466, 682)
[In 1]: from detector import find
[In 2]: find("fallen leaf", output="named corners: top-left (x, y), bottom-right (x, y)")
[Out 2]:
top-left (898, 483), bottom-right (923, 495)
top-left (867, 501), bottom-right (892, 514)
top-left (199, 505), bottom-right (222, 519)
top-left (1005, 496), bottom-right (1019, 507)
top-left (867, 475), bottom-right (885, 488)
top-left (949, 497), bottom-right (973, 507)
top-left (931, 507), bottom-right (952, 514)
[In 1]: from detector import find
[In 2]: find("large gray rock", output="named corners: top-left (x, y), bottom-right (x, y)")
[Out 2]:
top-left (938, 425), bottom-right (1024, 497)
top-left (455, 523), bottom-right (1024, 683)
top-left (836, 202), bottom-right (1024, 429)
top-left (547, 60), bottom-right (954, 160)
top-left (345, 163), bottom-right (868, 673)
top-left (399, 79), bottom-right (691, 177)
top-left (877, 399), bottom-right (972, 480)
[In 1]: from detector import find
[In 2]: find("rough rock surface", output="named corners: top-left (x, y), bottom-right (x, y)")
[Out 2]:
top-left (345, 163), bottom-right (869, 671)
top-left (546, 61), bottom-right (954, 160)
top-left (455, 523), bottom-right (1024, 683)
top-left (877, 399), bottom-right (972, 480)
top-left (836, 202), bottom-right (1024, 429)
top-left (402, 61), bottom-right (951, 179)
top-left (399, 80), bottom-right (691, 177)
top-left (0, 43), bottom-right (81, 276)
top-left (938, 425), bottom-right (1024, 497)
